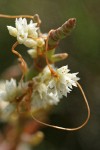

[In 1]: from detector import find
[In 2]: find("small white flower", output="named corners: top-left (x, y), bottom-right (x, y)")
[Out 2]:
top-left (31, 83), bottom-right (59, 110)
top-left (15, 18), bottom-right (28, 44)
top-left (7, 18), bottom-right (39, 47)
top-left (28, 20), bottom-right (38, 39)
top-left (0, 78), bottom-right (27, 120)
top-left (0, 78), bottom-right (23, 102)
top-left (31, 65), bottom-right (79, 110)
top-left (7, 26), bottom-right (17, 37)
top-left (24, 38), bottom-right (37, 48)
top-left (38, 65), bottom-right (53, 83)
top-left (0, 79), bottom-right (17, 120)
top-left (31, 83), bottom-right (48, 109)
top-left (48, 65), bottom-right (80, 99)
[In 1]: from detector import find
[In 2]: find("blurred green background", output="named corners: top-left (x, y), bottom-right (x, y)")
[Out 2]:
top-left (0, 0), bottom-right (100, 150)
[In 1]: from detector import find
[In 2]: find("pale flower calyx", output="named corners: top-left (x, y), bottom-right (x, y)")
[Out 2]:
top-left (27, 49), bottom-right (37, 58)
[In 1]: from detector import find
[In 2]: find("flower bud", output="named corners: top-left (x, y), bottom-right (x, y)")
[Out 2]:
top-left (51, 53), bottom-right (68, 62)
top-left (7, 26), bottom-right (17, 37)
top-left (24, 38), bottom-right (37, 48)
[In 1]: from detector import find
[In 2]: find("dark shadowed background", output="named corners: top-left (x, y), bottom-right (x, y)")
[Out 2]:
top-left (0, 0), bottom-right (100, 150)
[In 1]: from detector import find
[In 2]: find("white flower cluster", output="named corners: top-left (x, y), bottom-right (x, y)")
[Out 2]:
top-left (7, 18), bottom-right (45, 58)
top-left (31, 65), bottom-right (79, 110)
top-left (0, 79), bottom-right (24, 120)
top-left (0, 66), bottom-right (79, 119)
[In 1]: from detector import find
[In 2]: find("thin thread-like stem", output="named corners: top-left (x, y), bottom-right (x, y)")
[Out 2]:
top-left (31, 82), bottom-right (90, 131)
top-left (12, 41), bottom-right (27, 81)
top-left (0, 14), bottom-right (34, 19)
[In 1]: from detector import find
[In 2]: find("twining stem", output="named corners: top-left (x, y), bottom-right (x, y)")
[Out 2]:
top-left (31, 82), bottom-right (90, 131)
top-left (0, 14), bottom-right (41, 27)
top-left (12, 41), bottom-right (27, 81)
top-left (0, 14), bottom-right (34, 19)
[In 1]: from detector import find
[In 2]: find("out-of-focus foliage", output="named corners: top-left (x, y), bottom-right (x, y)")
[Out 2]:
top-left (0, 0), bottom-right (100, 150)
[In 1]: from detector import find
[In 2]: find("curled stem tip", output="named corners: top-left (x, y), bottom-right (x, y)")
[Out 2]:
top-left (33, 14), bottom-right (41, 26)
